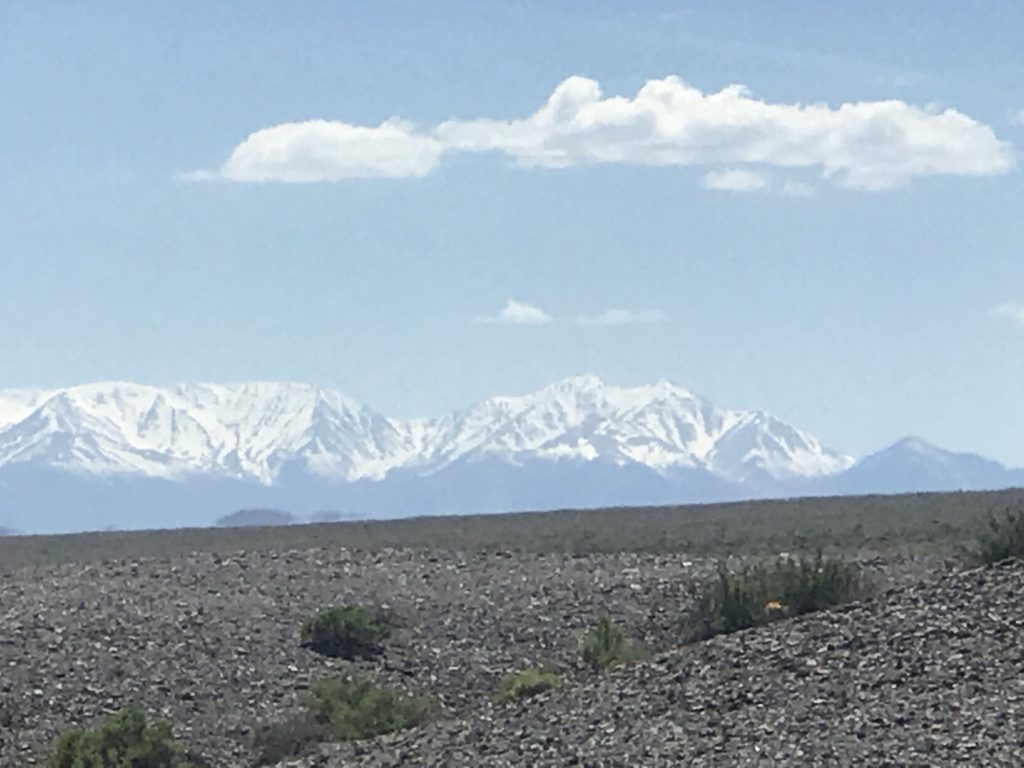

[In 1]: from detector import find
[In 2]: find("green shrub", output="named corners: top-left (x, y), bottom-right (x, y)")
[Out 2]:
top-left (252, 715), bottom-right (329, 766)
top-left (496, 667), bottom-right (560, 701)
top-left (300, 606), bottom-right (391, 659)
top-left (976, 504), bottom-right (1024, 564)
top-left (49, 708), bottom-right (194, 768)
top-left (579, 617), bottom-right (646, 672)
top-left (306, 677), bottom-right (437, 740)
top-left (686, 551), bottom-right (863, 640)
top-left (253, 677), bottom-right (438, 765)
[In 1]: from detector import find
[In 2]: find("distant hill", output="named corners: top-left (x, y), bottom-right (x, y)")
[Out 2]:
top-left (308, 510), bottom-right (368, 523)
top-left (0, 526), bottom-right (17, 536)
top-left (823, 437), bottom-right (1024, 495)
top-left (215, 509), bottom-right (297, 528)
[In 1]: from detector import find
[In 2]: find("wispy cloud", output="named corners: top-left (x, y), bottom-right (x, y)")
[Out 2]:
top-left (781, 181), bottom-right (816, 197)
top-left (186, 75), bottom-right (1014, 189)
top-left (1011, 109), bottom-right (1024, 127)
top-left (702, 169), bottom-right (815, 197)
top-left (702, 168), bottom-right (768, 192)
top-left (575, 308), bottom-right (668, 327)
top-left (994, 301), bottom-right (1024, 328)
top-left (476, 299), bottom-right (553, 326)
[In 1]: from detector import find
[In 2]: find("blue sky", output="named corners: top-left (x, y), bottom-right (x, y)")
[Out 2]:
top-left (1, 1), bottom-right (1023, 465)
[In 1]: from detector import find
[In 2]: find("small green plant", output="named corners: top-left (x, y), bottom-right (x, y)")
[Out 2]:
top-left (976, 504), bottom-right (1024, 564)
top-left (252, 717), bottom-right (330, 766)
top-left (300, 605), bottom-right (391, 659)
top-left (579, 617), bottom-right (646, 671)
top-left (496, 667), bottom-right (560, 701)
top-left (686, 551), bottom-right (863, 640)
top-left (253, 677), bottom-right (438, 765)
top-left (49, 708), bottom-right (194, 768)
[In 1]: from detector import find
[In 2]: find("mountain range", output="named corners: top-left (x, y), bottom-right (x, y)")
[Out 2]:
top-left (0, 377), bottom-right (1020, 534)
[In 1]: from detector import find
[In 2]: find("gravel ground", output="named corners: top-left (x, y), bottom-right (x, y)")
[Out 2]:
top-left (0, 544), bottom-right (1006, 767)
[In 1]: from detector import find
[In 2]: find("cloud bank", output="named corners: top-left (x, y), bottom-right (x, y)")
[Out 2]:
top-left (219, 119), bottom-right (443, 181)
top-left (189, 76), bottom-right (1014, 190)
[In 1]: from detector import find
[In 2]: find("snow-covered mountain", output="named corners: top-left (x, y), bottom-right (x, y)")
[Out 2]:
top-left (0, 377), bottom-right (1019, 534)
top-left (0, 377), bottom-right (850, 484)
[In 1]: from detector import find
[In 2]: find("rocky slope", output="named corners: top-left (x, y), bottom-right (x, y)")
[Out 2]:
top-left (3, 542), bottom-right (1020, 766)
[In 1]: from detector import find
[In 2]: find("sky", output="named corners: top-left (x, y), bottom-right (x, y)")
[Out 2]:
top-left (1, 0), bottom-right (1023, 465)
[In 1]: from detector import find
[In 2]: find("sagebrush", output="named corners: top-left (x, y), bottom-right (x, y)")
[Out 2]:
top-left (300, 605), bottom-right (391, 659)
top-left (254, 676), bottom-right (438, 765)
top-left (579, 617), bottom-right (646, 671)
top-left (49, 708), bottom-right (194, 768)
top-left (686, 551), bottom-right (863, 640)
top-left (976, 504), bottom-right (1024, 564)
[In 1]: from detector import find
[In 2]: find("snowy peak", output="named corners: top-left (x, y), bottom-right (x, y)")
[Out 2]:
top-left (0, 382), bottom-right (396, 482)
top-left (393, 375), bottom-right (848, 479)
top-left (0, 377), bottom-right (852, 484)
top-left (707, 410), bottom-right (853, 482)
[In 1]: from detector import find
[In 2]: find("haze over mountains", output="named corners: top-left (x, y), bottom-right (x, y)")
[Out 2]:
top-left (0, 377), bottom-right (1020, 534)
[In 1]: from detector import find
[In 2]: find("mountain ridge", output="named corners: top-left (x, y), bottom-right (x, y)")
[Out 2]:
top-left (1, 377), bottom-right (1019, 534)
top-left (0, 377), bottom-right (852, 485)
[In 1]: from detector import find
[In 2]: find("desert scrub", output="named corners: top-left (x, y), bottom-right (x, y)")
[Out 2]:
top-left (254, 676), bottom-right (438, 765)
top-left (497, 667), bottom-right (560, 701)
top-left (49, 707), bottom-right (194, 768)
top-left (686, 551), bottom-right (863, 640)
top-left (300, 605), bottom-right (391, 659)
top-left (976, 503), bottom-right (1024, 564)
top-left (579, 617), bottom-right (646, 672)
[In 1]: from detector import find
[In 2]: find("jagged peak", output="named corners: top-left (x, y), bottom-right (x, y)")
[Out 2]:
top-left (0, 377), bottom-right (850, 484)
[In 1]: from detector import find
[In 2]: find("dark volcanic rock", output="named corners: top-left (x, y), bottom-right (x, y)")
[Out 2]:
top-left (1, 545), bottom-right (1018, 767)
top-left (307, 561), bottom-right (1024, 767)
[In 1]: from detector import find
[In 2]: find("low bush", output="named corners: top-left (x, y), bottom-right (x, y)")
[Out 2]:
top-left (976, 503), bottom-right (1024, 564)
top-left (685, 551), bottom-right (863, 640)
top-left (253, 676), bottom-right (438, 765)
top-left (579, 617), bottom-right (646, 672)
top-left (496, 667), bottom-right (560, 702)
top-left (49, 708), bottom-right (194, 768)
top-left (300, 605), bottom-right (391, 660)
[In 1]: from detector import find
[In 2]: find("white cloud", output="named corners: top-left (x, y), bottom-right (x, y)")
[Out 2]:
top-left (575, 308), bottom-right (668, 326)
top-left (702, 167), bottom-right (768, 192)
top-left (1011, 110), bottom-right (1024, 127)
top-left (994, 301), bottom-right (1024, 327)
top-left (477, 299), bottom-right (553, 325)
top-left (203, 119), bottom-right (443, 182)
top-left (191, 76), bottom-right (1014, 189)
top-left (436, 76), bottom-right (1013, 189)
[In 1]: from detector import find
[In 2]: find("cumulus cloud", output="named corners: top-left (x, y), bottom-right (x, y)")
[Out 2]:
top-left (215, 119), bottom-right (442, 181)
top-left (575, 308), bottom-right (668, 326)
top-left (438, 76), bottom-right (1013, 189)
top-left (702, 167), bottom-right (768, 192)
top-left (189, 76), bottom-right (1014, 188)
top-left (477, 299), bottom-right (553, 325)
top-left (994, 301), bottom-right (1024, 328)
